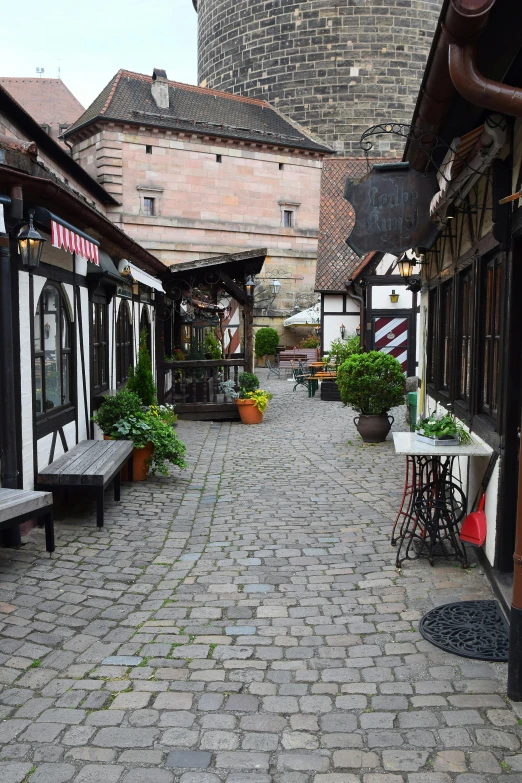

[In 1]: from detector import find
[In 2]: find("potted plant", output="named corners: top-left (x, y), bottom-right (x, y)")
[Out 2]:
top-left (328, 335), bottom-right (362, 368)
top-left (337, 351), bottom-right (405, 442)
top-left (415, 413), bottom-right (471, 446)
top-left (220, 372), bottom-right (273, 424)
top-left (255, 327), bottom-right (280, 367)
top-left (127, 328), bottom-right (157, 405)
top-left (111, 412), bottom-right (187, 479)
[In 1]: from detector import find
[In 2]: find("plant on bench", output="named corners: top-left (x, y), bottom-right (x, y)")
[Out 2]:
top-left (94, 390), bottom-right (187, 480)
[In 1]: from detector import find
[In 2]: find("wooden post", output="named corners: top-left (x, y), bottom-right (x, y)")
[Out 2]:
top-left (243, 301), bottom-right (254, 374)
top-left (155, 293), bottom-right (165, 404)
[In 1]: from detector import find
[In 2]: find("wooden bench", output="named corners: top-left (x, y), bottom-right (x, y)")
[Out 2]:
top-left (0, 488), bottom-right (54, 554)
top-left (36, 440), bottom-right (134, 528)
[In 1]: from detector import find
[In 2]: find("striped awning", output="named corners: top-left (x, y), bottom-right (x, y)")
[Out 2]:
top-left (51, 219), bottom-right (99, 264)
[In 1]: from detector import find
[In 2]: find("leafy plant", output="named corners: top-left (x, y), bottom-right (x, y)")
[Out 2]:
top-left (337, 351), bottom-right (405, 414)
top-left (204, 331), bottom-right (222, 360)
top-left (127, 328), bottom-right (157, 406)
top-left (299, 334), bottom-right (320, 349)
top-left (111, 411), bottom-right (187, 475)
top-left (245, 389), bottom-right (273, 413)
top-left (255, 327), bottom-right (279, 358)
top-left (238, 372), bottom-right (259, 396)
top-left (149, 403), bottom-right (178, 427)
top-left (165, 348), bottom-right (185, 362)
top-left (328, 335), bottom-right (362, 367)
top-left (415, 413), bottom-right (471, 443)
top-left (93, 389), bottom-right (143, 435)
top-left (218, 379), bottom-right (239, 399)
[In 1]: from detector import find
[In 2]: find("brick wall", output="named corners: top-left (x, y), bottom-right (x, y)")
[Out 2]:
top-left (196, 0), bottom-right (442, 155)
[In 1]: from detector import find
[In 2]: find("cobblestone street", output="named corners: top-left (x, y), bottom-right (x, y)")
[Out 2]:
top-left (0, 373), bottom-right (519, 783)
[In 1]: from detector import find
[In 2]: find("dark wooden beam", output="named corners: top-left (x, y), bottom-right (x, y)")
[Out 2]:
top-left (219, 272), bottom-right (247, 304)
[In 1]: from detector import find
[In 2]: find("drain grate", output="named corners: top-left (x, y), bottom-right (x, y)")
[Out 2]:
top-left (419, 600), bottom-right (509, 662)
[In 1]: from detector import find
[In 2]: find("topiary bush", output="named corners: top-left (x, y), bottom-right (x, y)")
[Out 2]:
top-left (127, 328), bottom-right (157, 405)
top-left (238, 372), bottom-right (259, 396)
top-left (93, 389), bottom-right (143, 435)
top-left (337, 351), bottom-right (405, 414)
top-left (255, 327), bottom-right (279, 358)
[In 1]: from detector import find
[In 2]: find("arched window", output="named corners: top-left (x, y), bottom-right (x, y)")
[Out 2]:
top-left (140, 306), bottom-right (151, 356)
top-left (116, 301), bottom-right (133, 385)
top-left (34, 282), bottom-right (72, 415)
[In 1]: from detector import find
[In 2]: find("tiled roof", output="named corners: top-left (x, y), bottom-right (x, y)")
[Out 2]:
top-left (64, 70), bottom-right (332, 153)
top-left (0, 78), bottom-right (84, 149)
top-left (316, 157), bottom-right (390, 291)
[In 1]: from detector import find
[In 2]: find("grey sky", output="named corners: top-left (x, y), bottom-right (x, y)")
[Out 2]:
top-left (0, 0), bottom-right (198, 109)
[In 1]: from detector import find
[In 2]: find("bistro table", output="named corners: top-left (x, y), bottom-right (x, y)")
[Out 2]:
top-left (392, 432), bottom-right (492, 570)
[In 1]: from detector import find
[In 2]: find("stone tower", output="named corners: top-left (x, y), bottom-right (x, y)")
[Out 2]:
top-left (194, 0), bottom-right (441, 155)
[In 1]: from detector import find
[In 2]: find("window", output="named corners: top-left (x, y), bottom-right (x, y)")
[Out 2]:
top-left (92, 301), bottom-right (109, 394)
top-left (116, 301), bottom-right (133, 386)
top-left (440, 281), bottom-right (453, 392)
top-left (427, 287), bottom-right (437, 386)
top-left (140, 306), bottom-right (152, 356)
top-left (40, 124), bottom-right (50, 134)
top-left (457, 267), bottom-right (474, 405)
top-left (59, 123), bottom-right (69, 135)
top-left (481, 255), bottom-right (503, 417)
top-left (146, 145), bottom-right (152, 154)
top-left (143, 197), bottom-right (155, 217)
top-left (283, 209), bottom-right (294, 228)
top-left (279, 163), bottom-right (284, 171)
top-left (34, 283), bottom-right (72, 415)
top-left (216, 154), bottom-right (222, 163)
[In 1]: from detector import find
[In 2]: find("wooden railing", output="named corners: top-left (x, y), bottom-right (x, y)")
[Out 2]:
top-left (160, 358), bottom-right (245, 408)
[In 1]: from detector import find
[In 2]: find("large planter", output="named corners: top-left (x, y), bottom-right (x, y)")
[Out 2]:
top-left (104, 435), bottom-right (154, 480)
top-left (236, 398), bottom-right (263, 425)
top-left (354, 413), bottom-right (394, 443)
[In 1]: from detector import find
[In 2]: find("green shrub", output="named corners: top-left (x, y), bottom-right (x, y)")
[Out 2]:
top-left (238, 372), bottom-right (259, 396)
top-left (127, 328), bottom-right (157, 405)
top-left (93, 389), bottom-right (142, 435)
top-left (299, 334), bottom-right (320, 349)
top-left (337, 351), bottom-right (405, 414)
top-left (111, 411), bottom-right (187, 475)
top-left (255, 327), bottom-right (279, 358)
top-left (204, 331), bottom-right (222, 359)
top-left (328, 335), bottom-right (362, 367)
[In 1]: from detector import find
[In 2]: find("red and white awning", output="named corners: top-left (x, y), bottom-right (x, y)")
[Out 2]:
top-left (51, 220), bottom-right (99, 265)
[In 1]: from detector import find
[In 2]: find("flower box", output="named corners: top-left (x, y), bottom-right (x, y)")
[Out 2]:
top-left (415, 433), bottom-right (461, 447)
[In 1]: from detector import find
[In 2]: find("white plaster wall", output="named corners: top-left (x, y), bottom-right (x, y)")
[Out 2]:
top-left (324, 314), bottom-right (360, 352)
top-left (324, 295), bottom-right (344, 313)
top-left (372, 285), bottom-right (413, 310)
top-left (19, 271), bottom-right (34, 489)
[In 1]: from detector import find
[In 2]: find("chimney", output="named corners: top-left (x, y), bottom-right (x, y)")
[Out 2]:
top-left (151, 68), bottom-right (169, 109)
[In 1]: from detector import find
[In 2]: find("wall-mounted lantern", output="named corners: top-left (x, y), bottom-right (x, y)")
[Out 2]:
top-left (18, 210), bottom-right (45, 268)
top-left (389, 290), bottom-right (400, 304)
top-left (270, 278), bottom-right (281, 297)
top-left (340, 323), bottom-right (346, 339)
top-left (356, 324), bottom-right (361, 337)
top-left (245, 275), bottom-right (256, 298)
top-left (398, 256), bottom-right (415, 278)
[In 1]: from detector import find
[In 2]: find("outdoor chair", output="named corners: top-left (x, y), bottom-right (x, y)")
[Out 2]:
top-left (266, 357), bottom-right (281, 379)
top-left (292, 365), bottom-right (309, 392)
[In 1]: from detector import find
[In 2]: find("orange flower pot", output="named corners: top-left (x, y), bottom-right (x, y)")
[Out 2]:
top-left (104, 435), bottom-right (154, 480)
top-left (236, 398), bottom-right (263, 424)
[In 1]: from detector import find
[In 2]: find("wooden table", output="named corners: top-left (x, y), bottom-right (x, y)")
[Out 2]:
top-left (392, 433), bottom-right (492, 569)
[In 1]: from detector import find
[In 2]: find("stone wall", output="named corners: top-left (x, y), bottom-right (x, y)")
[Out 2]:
top-left (196, 0), bottom-right (442, 155)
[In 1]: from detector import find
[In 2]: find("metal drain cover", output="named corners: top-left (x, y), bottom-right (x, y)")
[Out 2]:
top-left (419, 600), bottom-right (509, 662)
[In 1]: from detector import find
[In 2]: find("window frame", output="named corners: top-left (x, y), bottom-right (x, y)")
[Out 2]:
top-left (116, 300), bottom-right (134, 387)
top-left (33, 281), bottom-right (74, 429)
top-left (480, 254), bottom-right (504, 420)
top-left (143, 197), bottom-right (155, 217)
top-left (91, 297), bottom-right (109, 396)
top-left (439, 279), bottom-right (454, 397)
top-left (455, 265), bottom-right (474, 412)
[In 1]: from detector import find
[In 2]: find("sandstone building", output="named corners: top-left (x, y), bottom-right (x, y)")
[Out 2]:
top-left (64, 69), bottom-right (333, 336)
top-left (194, 0), bottom-right (441, 155)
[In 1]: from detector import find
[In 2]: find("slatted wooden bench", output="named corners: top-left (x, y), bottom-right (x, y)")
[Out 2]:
top-left (36, 440), bottom-right (134, 529)
top-left (0, 488), bottom-right (54, 554)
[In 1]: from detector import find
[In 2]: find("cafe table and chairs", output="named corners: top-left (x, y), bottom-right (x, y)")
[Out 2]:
top-left (391, 432), bottom-right (492, 570)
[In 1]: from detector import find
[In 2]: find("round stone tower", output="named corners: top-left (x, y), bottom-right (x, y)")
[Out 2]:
top-left (194, 0), bottom-right (441, 155)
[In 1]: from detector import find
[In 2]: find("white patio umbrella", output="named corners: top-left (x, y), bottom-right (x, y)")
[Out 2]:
top-left (283, 303), bottom-right (320, 327)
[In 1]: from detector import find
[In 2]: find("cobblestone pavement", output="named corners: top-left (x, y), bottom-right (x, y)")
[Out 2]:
top-left (0, 371), bottom-right (520, 783)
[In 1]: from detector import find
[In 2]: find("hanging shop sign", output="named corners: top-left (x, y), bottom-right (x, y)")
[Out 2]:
top-left (116, 284), bottom-right (133, 300)
top-left (344, 163), bottom-right (440, 255)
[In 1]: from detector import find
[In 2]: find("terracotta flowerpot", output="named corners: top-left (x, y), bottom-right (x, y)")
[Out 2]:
top-left (104, 435), bottom-right (154, 480)
top-left (236, 398), bottom-right (263, 424)
top-left (353, 413), bottom-right (394, 443)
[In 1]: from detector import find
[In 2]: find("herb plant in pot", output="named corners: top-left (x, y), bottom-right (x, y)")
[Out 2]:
top-left (337, 351), bottom-right (405, 443)
top-left (221, 372), bottom-right (274, 424)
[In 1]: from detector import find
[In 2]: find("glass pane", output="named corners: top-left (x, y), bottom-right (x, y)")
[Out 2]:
top-left (62, 306), bottom-right (70, 349)
top-left (34, 358), bottom-right (43, 413)
top-left (492, 339), bottom-right (499, 413)
top-left (62, 353), bottom-right (70, 405)
top-left (42, 285), bottom-right (61, 410)
top-left (34, 301), bottom-right (42, 352)
top-left (94, 346), bottom-right (100, 388)
top-left (483, 340), bottom-right (490, 408)
top-left (101, 344), bottom-right (107, 385)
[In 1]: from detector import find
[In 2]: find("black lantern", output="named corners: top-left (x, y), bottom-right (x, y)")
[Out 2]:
top-left (270, 278), bottom-right (281, 297)
top-left (398, 256), bottom-right (415, 278)
top-left (356, 324), bottom-right (361, 337)
top-left (18, 211), bottom-right (45, 268)
top-left (245, 275), bottom-right (256, 297)
top-left (340, 323), bottom-right (346, 339)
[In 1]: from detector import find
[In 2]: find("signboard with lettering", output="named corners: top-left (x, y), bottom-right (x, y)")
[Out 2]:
top-left (344, 163), bottom-right (440, 255)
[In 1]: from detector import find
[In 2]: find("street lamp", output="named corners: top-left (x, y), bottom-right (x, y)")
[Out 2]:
top-left (270, 278), bottom-right (281, 298)
top-left (17, 211), bottom-right (45, 268)
top-left (245, 275), bottom-right (256, 298)
top-left (398, 256), bottom-right (415, 279)
top-left (340, 323), bottom-right (346, 339)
